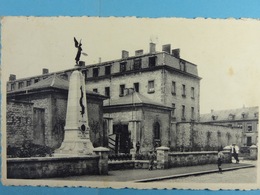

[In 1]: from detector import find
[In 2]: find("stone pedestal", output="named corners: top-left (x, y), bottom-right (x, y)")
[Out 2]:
top-left (156, 146), bottom-right (170, 169)
top-left (93, 147), bottom-right (110, 175)
top-left (223, 145), bottom-right (232, 163)
top-left (250, 145), bottom-right (257, 160)
top-left (55, 69), bottom-right (94, 156)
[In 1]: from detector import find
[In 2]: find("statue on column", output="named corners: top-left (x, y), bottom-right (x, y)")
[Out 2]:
top-left (74, 37), bottom-right (88, 65)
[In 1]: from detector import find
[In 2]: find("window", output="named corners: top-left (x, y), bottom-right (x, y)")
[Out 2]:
top-left (148, 56), bottom-right (156, 67)
top-left (182, 105), bottom-right (186, 120)
top-left (191, 87), bottom-right (195, 99)
top-left (18, 82), bottom-right (24, 89)
top-left (237, 123), bottom-right (243, 128)
top-left (93, 88), bottom-right (98, 93)
top-left (182, 84), bottom-right (186, 97)
top-left (11, 83), bottom-right (15, 91)
top-left (180, 60), bottom-right (186, 71)
top-left (133, 58), bottom-right (142, 70)
top-left (191, 107), bottom-right (195, 120)
top-left (34, 78), bottom-right (39, 83)
top-left (105, 66), bottom-right (111, 75)
top-left (247, 123), bottom-right (253, 132)
top-left (119, 84), bottom-right (125, 96)
top-left (171, 81), bottom-right (176, 95)
top-left (171, 103), bottom-right (176, 117)
top-left (93, 68), bottom-right (99, 77)
top-left (247, 137), bottom-right (252, 146)
top-left (105, 87), bottom-right (110, 97)
top-left (134, 83), bottom-right (139, 93)
top-left (148, 80), bottom-right (155, 93)
top-left (120, 62), bottom-right (127, 72)
top-left (26, 80), bottom-right (31, 86)
top-left (153, 122), bottom-right (160, 140)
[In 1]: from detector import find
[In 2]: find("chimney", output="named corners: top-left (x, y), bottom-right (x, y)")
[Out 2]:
top-left (135, 50), bottom-right (143, 56)
top-left (122, 50), bottom-right (129, 59)
top-left (79, 61), bottom-right (85, 66)
top-left (211, 109), bottom-right (214, 113)
top-left (162, 44), bottom-right (171, 54)
top-left (172, 49), bottom-right (180, 58)
top-left (42, 68), bottom-right (49, 75)
top-left (9, 74), bottom-right (16, 81)
top-left (98, 57), bottom-right (102, 63)
top-left (150, 42), bottom-right (156, 53)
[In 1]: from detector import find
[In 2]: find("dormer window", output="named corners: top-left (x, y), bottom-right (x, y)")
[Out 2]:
top-left (229, 114), bottom-right (235, 120)
top-left (254, 112), bottom-right (258, 118)
top-left (212, 115), bottom-right (218, 120)
top-left (242, 112), bottom-right (246, 119)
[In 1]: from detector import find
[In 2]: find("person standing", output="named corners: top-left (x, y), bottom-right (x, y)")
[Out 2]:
top-left (217, 149), bottom-right (224, 174)
top-left (148, 150), bottom-right (156, 170)
top-left (231, 143), bottom-right (239, 163)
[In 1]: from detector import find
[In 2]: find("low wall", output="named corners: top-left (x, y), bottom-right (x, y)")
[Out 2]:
top-left (7, 155), bottom-right (100, 179)
top-left (172, 122), bottom-right (243, 151)
top-left (168, 151), bottom-right (231, 168)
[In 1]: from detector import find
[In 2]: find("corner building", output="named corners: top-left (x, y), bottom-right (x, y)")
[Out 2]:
top-left (82, 43), bottom-right (201, 153)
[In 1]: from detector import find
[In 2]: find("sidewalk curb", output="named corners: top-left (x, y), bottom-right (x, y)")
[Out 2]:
top-left (133, 164), bottom-right (255, 182)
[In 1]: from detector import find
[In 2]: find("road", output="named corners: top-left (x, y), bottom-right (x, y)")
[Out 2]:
top-left (156, 161), bottom-right (257, 183)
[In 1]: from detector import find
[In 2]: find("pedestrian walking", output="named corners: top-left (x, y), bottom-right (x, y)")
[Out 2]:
top-left (148, 150), bottom-right (156, 170)
top-left (217, 148), bottom-right (224, 174)
top-left (231, 143), bottom-right (239, 163)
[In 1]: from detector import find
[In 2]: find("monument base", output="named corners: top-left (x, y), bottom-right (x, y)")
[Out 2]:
top-left (54, 127), bottom-right (94, 157)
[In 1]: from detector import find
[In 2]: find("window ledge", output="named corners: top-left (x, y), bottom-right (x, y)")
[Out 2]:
top-left (148, 90), bottom-right (155, 94)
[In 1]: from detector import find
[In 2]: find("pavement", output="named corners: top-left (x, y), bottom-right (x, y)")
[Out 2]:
top-left (47, 160), bottom-right (256, 183)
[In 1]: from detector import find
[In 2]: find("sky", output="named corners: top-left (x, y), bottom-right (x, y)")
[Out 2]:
top-left (1, 17), bottom-right (260, 114)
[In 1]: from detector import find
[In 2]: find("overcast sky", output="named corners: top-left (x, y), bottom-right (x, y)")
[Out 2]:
top-left (1, 17), bottom-right (260, 113)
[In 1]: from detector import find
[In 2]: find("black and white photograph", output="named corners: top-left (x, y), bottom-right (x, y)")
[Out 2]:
top-left (1, 17), bottom-right (259, 189)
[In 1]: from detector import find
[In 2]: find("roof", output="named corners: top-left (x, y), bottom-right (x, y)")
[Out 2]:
top-left (8, 74), bottom-right (102, 97)
top-left (104, 92), bottom-right (170, 109)
top-left (200, 106), bottom-right (259, 122)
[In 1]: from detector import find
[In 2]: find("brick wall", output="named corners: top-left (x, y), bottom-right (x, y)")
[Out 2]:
top-left (172, 123), bottom-right (243, 151)
top-left (6, 101), bottom-right (34, 147)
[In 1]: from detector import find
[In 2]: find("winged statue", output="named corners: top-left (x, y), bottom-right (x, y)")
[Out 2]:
top-left (74, 37), bottom-right (88, 65)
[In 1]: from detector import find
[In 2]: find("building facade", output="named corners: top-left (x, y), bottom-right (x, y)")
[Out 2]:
top-left (6, 43), bottom-right (202, 153)
top-left (7, 74), bottom-right (107, 149)
top-left (200, 107), bottom-right (259, 146)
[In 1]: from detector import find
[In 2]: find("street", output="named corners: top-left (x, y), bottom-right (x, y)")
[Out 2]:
top-left (156, 161), bottom-right (257, 183)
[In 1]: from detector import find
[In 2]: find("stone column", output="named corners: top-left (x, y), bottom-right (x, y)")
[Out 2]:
top-left (223, 145), bottom-right (232, 163)
top-left (250, 145), bottom-right (257, 160)
top-left (156, 146), bottom-right (170, 169)
top-left (54, 68), bottom-right (94, 156)
top-left (129, 120), bottom-right (140, 159)
top-left (93, 147), bottom-right (110, 175)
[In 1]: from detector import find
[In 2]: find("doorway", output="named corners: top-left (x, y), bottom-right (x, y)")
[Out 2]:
top-left (33, 108), bottom-right (45, 146)
top-left (113, 124), bottom-right (131, 154)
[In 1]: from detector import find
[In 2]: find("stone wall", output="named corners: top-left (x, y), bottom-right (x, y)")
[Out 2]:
top-left (141, 107), bottom-right (171, 152)
top-left (7, 156), bottom-right (99, 179)
top-left (7, 91), bottom-right (106, 150)
top-left (172, 122), bottom-right (243, 151)
top-left (168, 151), bottom-right (231, 168)
top-left (6, 101), bottom-right (34, 147)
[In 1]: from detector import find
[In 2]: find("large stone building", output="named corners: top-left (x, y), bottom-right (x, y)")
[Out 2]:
top-left (7, 43), bottom-right (201, 153)
top-left (7, 43), bottom-right (243, 154)
top-left (200, 107), bottom-right (259, 147)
